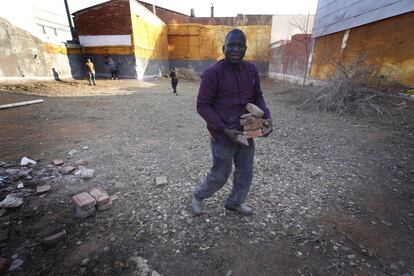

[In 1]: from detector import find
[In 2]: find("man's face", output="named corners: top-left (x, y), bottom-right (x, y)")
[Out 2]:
top-left (222, 32), bottom-right (247, 64)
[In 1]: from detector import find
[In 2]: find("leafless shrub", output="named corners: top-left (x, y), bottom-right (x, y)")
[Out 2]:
top-left (176, 68), bottom-right (200, 81)
top-left (300, 55), bottom-right (386, 115)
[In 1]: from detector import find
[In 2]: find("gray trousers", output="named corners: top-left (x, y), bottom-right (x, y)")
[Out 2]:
top-left (88, 72), bottom-right (96, 85)
top-left (194, 139), bottom-right (255, 206)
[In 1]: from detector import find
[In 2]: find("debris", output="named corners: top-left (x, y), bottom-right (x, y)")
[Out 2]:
top-left (0, 257), bottom-right (11, 273)
top-left (20, 157), bottom-right (37, 166)
top-left (74, 206), bottom-right (95, 219)
top-left (0, 99), bottom-right (43, 110)
top-left (52, 159), bottom-right (64, 166)
top-left (0, 194), bottom-right (23, 208)
top-left (176, 68), bottom-right (199, 81)
top-left (72, 192), bottom-right (96, 219)
top-left (80, 169), bottom-right (95, 179)
top-left (82, 146), bottom-right (89, 150)
top-left (36, 184), bottom-right (51, 195)
top-left (60, 165), bottom-right (76, 175)
top-left (67, 149), bottom-right (77, 156)
top-left (72, 192), bottom-right (96, 209)
top-left (129, 256), bottom-right (162, 276)
top-left (8, 257), bottom-right (23, 272)
top-left (97, 197), bottom-right (113, 211)
top-left (81, 258), bottom-right (89, 266)
top-left (17, 183), bottom-right (24, 189)
top-left (42, 230), bottom-right (67, 245)
top-left (155, 176), bottom-right (168, 186)
top-left (75, 159), bottom-right (88, 166)
top-left (87, 187), bottom-right (110, 206)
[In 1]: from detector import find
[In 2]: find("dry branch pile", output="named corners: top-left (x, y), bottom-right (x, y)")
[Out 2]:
top-left (176, 68), bottom-right (200, 81)
top-left (300, 56), bottom-right (386, 115)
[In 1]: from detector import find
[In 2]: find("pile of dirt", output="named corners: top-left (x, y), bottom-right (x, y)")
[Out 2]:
top-left (177, 68), bottom-right (200, 81)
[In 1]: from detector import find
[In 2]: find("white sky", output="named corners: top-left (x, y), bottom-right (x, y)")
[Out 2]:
top-left (35, 0), bottom-right (318, 17)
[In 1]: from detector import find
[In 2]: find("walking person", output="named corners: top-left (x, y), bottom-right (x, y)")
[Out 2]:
top-left (170, 67), bottom-right (179, 95)
top-left (108, 58), bottom-right (119, 80)
top-left (85, 58), bottom-right (96, 86)
top-left (191, 29), bottom-right (273, 216)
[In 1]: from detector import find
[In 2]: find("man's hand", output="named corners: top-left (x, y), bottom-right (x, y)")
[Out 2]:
top-left (222, 128), bottom-right (249, 146)
top-left (262, 119), bottom-right (273, 137)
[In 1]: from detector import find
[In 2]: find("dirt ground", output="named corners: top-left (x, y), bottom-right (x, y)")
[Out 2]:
top-left (0, 78), bottom-right (413, 275)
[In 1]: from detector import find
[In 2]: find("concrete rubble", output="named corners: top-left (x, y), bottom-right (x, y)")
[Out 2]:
top-left (42, 230), bottom-right (67, 246)
top-left (59, 165), bottom-right (76, 175)
top-left (36, 184), bottom-right (51, 195)
top-left (155, 176), bottom-right (168, 186)
top-left (129, 256), bottom-right (162, 276)
top-left (20, 157), bottom-right (37, 166)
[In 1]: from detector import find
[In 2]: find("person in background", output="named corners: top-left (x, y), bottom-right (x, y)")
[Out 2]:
top-left (169, 67), bottom-right (179, 95)
top-left (108, 58), bottom-right (119, 80)
top-left (85, 58), bottom-right (96, 86)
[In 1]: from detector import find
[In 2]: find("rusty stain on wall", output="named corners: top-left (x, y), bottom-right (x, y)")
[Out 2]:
top-left (167, 24), bottom-right (271, 62)
top-left (310, 12), bottom-right (414, 88)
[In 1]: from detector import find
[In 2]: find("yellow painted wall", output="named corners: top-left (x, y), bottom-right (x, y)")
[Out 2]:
top-left (44, 43), bottom-right (68, 55)
top-left (130, 11), bottom-right (169, 60)
top-left (310, 12), bottom-right (414, 88)
top-left (167, 24), bottom-right (271, 62)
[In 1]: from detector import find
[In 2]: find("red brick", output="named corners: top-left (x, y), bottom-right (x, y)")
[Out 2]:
top-left (72, 192), bottom-right (96, 209)
top-left (87, 187), bottom-right (110, 206)
top-left (97, 197), bottom-right (113, 211)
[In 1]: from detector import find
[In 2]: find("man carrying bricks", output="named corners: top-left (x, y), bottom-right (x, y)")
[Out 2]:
top-left (191, 29), bottom-right (272, 216)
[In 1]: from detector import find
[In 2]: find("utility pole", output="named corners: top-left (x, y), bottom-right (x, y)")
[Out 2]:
top-left (64, 0), bottom-right (77, 42)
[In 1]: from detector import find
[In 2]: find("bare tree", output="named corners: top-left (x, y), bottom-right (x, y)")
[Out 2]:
top-left (289, 14), bottom-right (312, 86)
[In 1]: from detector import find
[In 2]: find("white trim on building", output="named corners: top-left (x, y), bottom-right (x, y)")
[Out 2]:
top-left (79, 35), bottom-right (132, 46)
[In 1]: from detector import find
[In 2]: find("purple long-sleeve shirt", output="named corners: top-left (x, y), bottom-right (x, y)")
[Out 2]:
top-left (197, 59), bottom-right (270, 145)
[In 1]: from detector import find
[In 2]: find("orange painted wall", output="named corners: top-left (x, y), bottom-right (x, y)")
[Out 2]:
top-left (167, 24), bottom-right (271, 62)
top-left (310, 12), bottom-right (414, 88)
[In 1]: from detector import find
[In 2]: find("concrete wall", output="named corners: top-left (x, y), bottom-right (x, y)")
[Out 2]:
top-left (310, 12), bottom-right (414, 88)
top-left (0, 17), bottom-right (83, 80)
top-left (138, 5), bottom-right (272, 75)
top-left (130, 0), bottom-right (169, 79)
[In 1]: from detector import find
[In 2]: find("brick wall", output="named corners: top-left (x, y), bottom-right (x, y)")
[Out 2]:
top-left (269, 34), bottom-right (311, 80)
top-left (310, 12), bottom-right (414, 88)
top-left (73, 0), bottom-right (132, 36)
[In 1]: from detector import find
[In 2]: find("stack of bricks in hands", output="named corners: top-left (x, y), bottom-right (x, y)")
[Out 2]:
top-left (240, 113), bottom-right (263, 138)
top-left (71, 187), bottom-right (112, 219)
top-left (240, 103), bottom-right (265, 139)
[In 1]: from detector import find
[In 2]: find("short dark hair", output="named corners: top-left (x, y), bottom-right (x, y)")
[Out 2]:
top-left (225, 29), bottom-right (246, 44)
